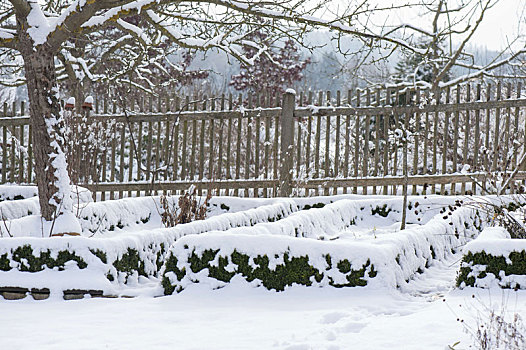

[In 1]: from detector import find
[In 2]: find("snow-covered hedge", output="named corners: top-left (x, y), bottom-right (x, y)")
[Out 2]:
top-left (0, 185), bottom-right (38, 202)
top-left (162, 201), bottom-right (484, 294)
top-left (0, 233), bottom-right (170, 295)
top-left (0, 199), bottom-right (299, 295)
top-left (0, 185), bottom-right (92, 223)
top-left (199, 196), bottom-right (466, 240)
top-left (457, 227), bottom-right (526, 289)
top-left (0, 195), bottom-right (490, 296)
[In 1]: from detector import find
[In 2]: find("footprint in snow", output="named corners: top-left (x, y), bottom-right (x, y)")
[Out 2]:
top-left (338, 321), bottom-right (367, 333)
top-left (320, 312), bottom-right (349, 324)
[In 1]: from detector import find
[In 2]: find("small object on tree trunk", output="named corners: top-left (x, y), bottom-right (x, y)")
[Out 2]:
top-left (82, 96), bottom-right (94, 110)
top-left (65, 97), bottom-right (75, 110)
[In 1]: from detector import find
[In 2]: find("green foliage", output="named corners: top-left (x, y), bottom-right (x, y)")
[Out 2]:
top-left (0, 253), bottom-right (10, 271)
top-left (330, 259), bottom-right (374, 288)
top-left (10, 245), bottom-right (87, 272)
top-left (302, 203), bottom-right (325, 210)
top-left (189, 249), bottom-right (219, 273)
top-left (162, 276), bottom-right (176, 295)
top-left (372, 204), bottom-right (391, 218)
top-left (163, 249), bottom-right (376, 294)
top-left (457, 250), bottom-right (526, 288)
top-left (324, 254), bottom-right (332, 270)
top-left (337, 259), bottom-right (351, 274)
top-left (90, 249), bottom-right (107, 264)
top-left (113, 248), bottom-right (146, 277)
top-left (155, 243), bottom-right (166, 271)
top-left (209, 255), bottom-right (235, 283)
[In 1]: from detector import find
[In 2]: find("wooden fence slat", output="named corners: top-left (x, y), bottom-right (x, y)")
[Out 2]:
top-left (383, 88), bottom-right (390, 195)
top-left (432, 88), bottom-right (440, 194)
top-left (324, 91), bottom-right (331, 195)
top-left (353, 89), bottom-right (360, 194)
top-left (296, 93), bottom-right (302, 180)
top-left (110, 102), bottom-right (118, 199)
top-left (461, 84), bottom-right (471, 194)
top-left (273, 107), bottom-right (279, 196)
top-left (514, 83), bottom-right (521, 169)
top-left (245, 95), bottom-right (253, 196)
top-left (209, 98), bottom-right (215, 186)
top-left (423, 90), bottom-right (430, 178)
top-left (119, 121), bottom-right (126, 199)
top-left (374, 88), bottom-right (381, 195)
top-left (197, 98), bottom-right (206, 196)
top-left (264, 112), bottom-right (270, 197)
top-left (171, 97), bottom-right (179, 184)
top-left (473, 84), bottom-right (482, 193)
top-left (334, 90), bottom-right (341, 194)
top-left (452, 85), bottom-right (460, 194)
top-left (305, 91), bottom-right (313, 180)
top-left (226, 94), bottom-right (233, 183)
top-left (363, 89), bottom-right (371, 195)
top-left (492, 82), bottom-right (502, 172)
top-left (484, 84), bottom-right (492, 173)
top-left (235, 94), bottom-right (243, 196)
top-left (441, 87), bottom-right (450, 195)
top-left (217, 95), bottom-right (224, 182)
top-left (392, 88), bottom-right (399, 195)
top-left (18, 123), bottom-right (24, 183)
top-left (412, 89), bottom-right (420, 195)
top-left (504, 83), bottom-right (512, 171)
top-left (314, 91), bottom-right (322, 183)
top-left (190, 101), bottom-right (198, 182)
top-left (127, 120), bottom-right (134, 198)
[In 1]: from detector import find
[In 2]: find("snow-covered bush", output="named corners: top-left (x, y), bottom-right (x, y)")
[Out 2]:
top-left (162, 200), bottom-right (484, 294)
top-left (0, 198), bottom-right (299, 295)
top-left (457, 227), bottom-right (526, 289)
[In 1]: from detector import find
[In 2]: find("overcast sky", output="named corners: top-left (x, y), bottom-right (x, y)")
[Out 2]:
top-left (471, 0), bottom-right (526, 50)
top-left (380, 0), bottom-right (526, 51)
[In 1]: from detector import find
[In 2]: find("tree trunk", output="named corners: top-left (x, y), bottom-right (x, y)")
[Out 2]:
top-left (19, 33), bottom-right (73, 222)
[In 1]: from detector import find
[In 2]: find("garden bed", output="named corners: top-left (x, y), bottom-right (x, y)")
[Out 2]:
top-left (161, 197), bottom-right (484, 293)
top-left (457, 226), bottom-right (526, 289)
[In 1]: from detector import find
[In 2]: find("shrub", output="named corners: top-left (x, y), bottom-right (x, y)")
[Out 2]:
top-left (159, 187), bottom-right (211, 227)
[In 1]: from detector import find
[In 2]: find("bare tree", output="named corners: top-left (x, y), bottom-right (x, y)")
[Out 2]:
top-left (3, 0), bottom-right (522, 231)
top-left (1, 0), bottom-right (438, 228)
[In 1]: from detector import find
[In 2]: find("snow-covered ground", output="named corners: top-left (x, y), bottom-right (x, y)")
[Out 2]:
top-left (2, 253), bottom-right (525, 350)
top-left (1, 187), bottom-right (525, 349)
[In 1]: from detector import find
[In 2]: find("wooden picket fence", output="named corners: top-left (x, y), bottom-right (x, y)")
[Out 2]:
top-left (1, 81), bottom-right (526, 200)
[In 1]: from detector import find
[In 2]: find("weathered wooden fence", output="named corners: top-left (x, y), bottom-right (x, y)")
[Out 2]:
top-left (2, 81), bottom-right (526, 200)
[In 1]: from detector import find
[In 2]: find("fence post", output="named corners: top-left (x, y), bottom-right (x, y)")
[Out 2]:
top-left (279, 90), bottom-right (296, 197)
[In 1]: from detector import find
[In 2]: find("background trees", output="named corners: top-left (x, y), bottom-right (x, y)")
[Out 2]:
top-left (229, 32), bottom-right (311, 95)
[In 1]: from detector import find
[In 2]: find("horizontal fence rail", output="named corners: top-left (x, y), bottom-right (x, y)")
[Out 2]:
top-left (1, 81), bottom-right (526, 200)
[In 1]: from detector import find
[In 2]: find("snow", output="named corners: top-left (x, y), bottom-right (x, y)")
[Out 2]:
top-left (26, 1), bottom-right (53, 46)
top-left (464, 227), bottom-right (526, 256)
top-left (83, 96), bottom-right (93, 104)
top-left (0, 193), bottom-right (525, 348)
top-left (1, 265), bottom-right (525, 350)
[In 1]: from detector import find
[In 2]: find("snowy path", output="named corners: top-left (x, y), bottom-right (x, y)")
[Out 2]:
top-left (401, 253), bottom-right (463, 301)
top-left (2, 251), bottom-right (525, 350)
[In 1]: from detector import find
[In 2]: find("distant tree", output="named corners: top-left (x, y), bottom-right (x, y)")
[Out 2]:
top-left (392, 37), bottom-right (452, 85)
top-left (302, 51), bottom-right (344, 92)
top-left (230, 32), bottom-right (311, 95)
